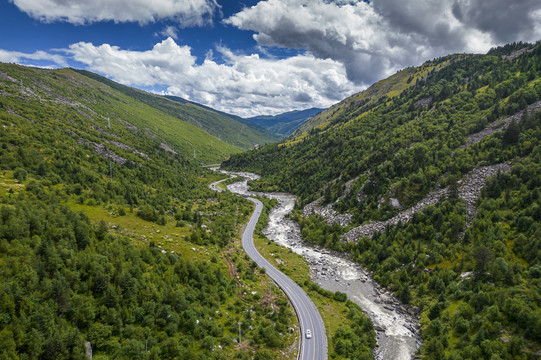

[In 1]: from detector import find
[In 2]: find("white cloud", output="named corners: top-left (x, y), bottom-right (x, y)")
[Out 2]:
top-left (157, 25), bottom-right (179, 40)
top-left (225, 0), bottom-right (541, 85)
top-left (67, 38), bottom-right (360, 117)
top-left (0, 49), bottom-right (68, 67)
top-left (9, 0), bottom-right (219, 26)
top-left (68, 38), bottom-right (197, 85)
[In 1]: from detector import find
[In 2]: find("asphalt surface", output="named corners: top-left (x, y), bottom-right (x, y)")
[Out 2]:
top-left (208, 177), bottom-right (327, 360)
top-left (239, 196), bottom-right (328, 360)
top-left (209, 177), bottom-right (230, 192)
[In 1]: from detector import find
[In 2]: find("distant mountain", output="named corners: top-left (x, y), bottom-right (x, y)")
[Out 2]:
top-left (247, 107), bottom-right (324, 136)
top-left (76, 70), bottom-right (280, 149)
top-left (163, 95), bottom-right (279, 146)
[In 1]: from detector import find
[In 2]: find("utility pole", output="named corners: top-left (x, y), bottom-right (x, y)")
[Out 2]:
top-left (269, 281), bottom-right (274, 313)
top-left (107, 117), bottom-right (111, 128)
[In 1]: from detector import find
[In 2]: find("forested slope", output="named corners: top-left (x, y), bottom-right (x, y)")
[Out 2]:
top-left (224, 42), bottom-right (541, 359)
top-left (0, 63), bottom-right (298, 359)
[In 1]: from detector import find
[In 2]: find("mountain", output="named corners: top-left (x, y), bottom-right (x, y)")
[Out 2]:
top-left (73, 69), bottom-right (280, 150)
top-left (247, 107), bottom-right (324, 136)
top-left (163, 95), bottom-right (281, 147)
top-left (224, 41), bottom-right (541, 359)
top-left (0, 63), bottom-right (298, 359)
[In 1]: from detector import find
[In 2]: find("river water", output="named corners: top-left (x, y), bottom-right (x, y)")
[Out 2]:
top-left (223, 170), bottom-right (421, 360)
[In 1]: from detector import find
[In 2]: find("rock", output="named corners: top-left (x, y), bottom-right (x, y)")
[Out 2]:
top-left (84, 341), bottom-right (92, 359)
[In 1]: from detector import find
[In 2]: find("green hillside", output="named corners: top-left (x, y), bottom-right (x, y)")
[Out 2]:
top-left (2, 65), bottom-right (240, 164)
top-left (0, 63), bottom-right (299, 359)
top-left (224, 42), bottom-right (541, 359)
top-left (289, 54), bottom-right (468, 141)
top-left (75, 70), bottom-right (280, 149)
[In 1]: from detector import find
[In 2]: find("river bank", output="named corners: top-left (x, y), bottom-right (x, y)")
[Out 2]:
top-left (222, 170), bottom-right (421, 360)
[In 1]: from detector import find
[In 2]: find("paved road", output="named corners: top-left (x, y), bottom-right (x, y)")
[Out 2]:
top-left (210, 176), bottom-right (327, 360)
top-left (209, 177), bottom-right (229, 192)
top-left (241, 197), bottom-right (327, 360)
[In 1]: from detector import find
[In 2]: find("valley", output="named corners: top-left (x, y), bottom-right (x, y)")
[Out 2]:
top-left (221, 170), bottom-right (418, 359)
top-left (1, 40), bottom-right (541, 360)
top-left (225, 42), bottom-right (541, 359)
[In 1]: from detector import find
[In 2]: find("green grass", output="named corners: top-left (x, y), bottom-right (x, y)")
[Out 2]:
top-left (254, 232), bottom-right (367, 357)
top-left (1, 64), bottom-right (241, 164)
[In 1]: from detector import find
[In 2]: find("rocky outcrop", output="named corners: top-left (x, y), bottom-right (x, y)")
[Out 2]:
top-left (502, 47), bottom-right (534, 60)
top-left (303, 176), bottom-right (359, 226)
top-left (106, 140), bottom-right (151, 161)
top-left (461, 101), bottom-right (541, 149)
top-left (160, 143), bottom-right (178, 154)
top-left (458, 162), bottom-right (512, 227)
top-left (92, 125), bottom-right (120, 139)
top-left (78, 139), bottom-right (127, 165)
top-left (414, 96), bottom-right (432, 108)
top-left (342, 162), bottom-right (512, 242)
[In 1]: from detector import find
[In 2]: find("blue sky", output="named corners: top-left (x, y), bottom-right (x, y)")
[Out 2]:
top-left (1, 0), bottom-right (540, 117)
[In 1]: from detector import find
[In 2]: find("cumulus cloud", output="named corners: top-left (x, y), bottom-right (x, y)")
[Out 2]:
top-left (0, 49), bottom-right (68, 67)
top-left (9, 0), bottom-right (219, 26)
top-left (67, 38), bottom-right (359, 117)
top-left (225, 0), bottom-right (541, 86)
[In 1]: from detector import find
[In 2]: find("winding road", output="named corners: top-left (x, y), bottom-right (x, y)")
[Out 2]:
top-left (210, 177), bottom-right (327, 360)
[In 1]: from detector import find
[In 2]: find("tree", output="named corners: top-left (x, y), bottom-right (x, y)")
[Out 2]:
top-left (473, 247), bottom-right (494, 280)
top-left (503, 120), bottom-right (519, 145)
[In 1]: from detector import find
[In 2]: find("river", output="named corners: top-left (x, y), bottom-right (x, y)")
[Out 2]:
top-left (223, 170), bottom-right (421, 360)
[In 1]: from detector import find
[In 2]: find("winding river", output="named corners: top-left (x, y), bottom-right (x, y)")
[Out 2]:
top-left (223, 170), bottom-right (421, 360)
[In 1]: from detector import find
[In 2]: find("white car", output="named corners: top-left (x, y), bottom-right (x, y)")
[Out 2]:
top-left (305, 329), bottom-right (312, 339)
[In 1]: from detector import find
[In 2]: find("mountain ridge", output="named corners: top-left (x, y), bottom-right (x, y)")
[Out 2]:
top-left (224, 41), bottom-right (541, 359)
top-left (75, 69), bottom-right (280, 149)
top-left (247, 107), bottom-right (325, 136)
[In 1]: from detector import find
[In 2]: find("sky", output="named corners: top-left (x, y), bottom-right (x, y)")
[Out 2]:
top-left (1, 0), bottom-right (540, 117)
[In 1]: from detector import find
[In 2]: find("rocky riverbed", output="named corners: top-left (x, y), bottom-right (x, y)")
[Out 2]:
top-left (223, 170), bottom-right (421, 360)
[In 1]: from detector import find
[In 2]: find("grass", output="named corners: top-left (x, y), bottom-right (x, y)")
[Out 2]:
top-left (253, 232), bottom-right (366, 356)
top-left (75, 69), bottom-right (280, 150)
top-left (66, 201), bottom-right (213, 259)
top-left (0, 171), bottom-right (25, 197)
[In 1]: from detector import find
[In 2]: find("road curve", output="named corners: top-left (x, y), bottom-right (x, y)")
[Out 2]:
top-left (209, 176), bottom-right (235, 192)
top-left (209, 177), bottom-right (327, 360)
top-left (242, 197), bottom-right (327, 360)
